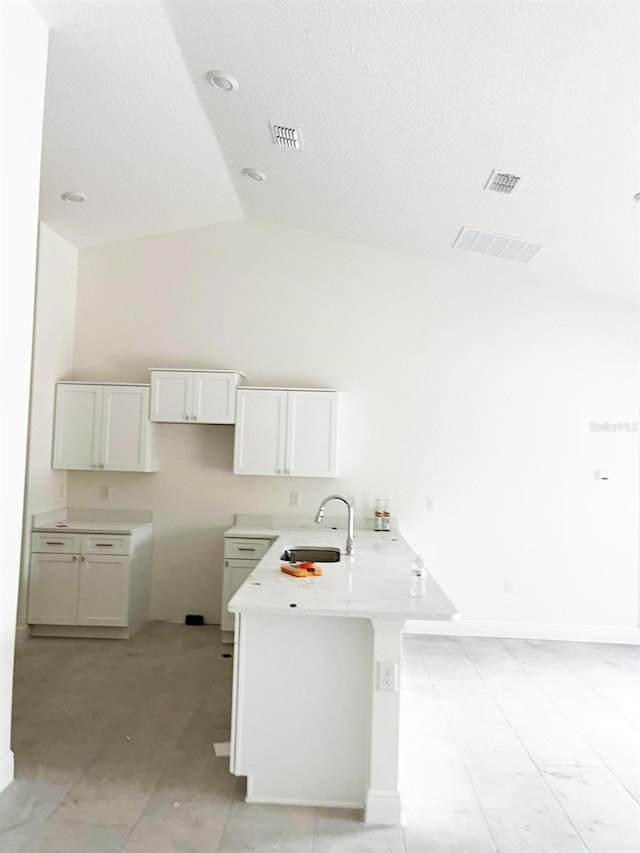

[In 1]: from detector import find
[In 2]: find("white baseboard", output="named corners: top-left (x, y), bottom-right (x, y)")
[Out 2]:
top-left (246, 794), bottom-right (363, 809)
top-left (15, 624), bottom-right (31, 644)
top-left (365, 789), bottom-right (402, 825)
top-left (0, 751), bottom-right (14, 795)
top-left (405, 620), bottom-right (640, 645)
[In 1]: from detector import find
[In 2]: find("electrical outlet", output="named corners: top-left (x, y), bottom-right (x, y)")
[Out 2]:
top-left (425, 497), bottom-right (437, 511)
top-left (289, 491), bottom-right (301, 508)
top-left (99, 485), bottom-right (110, 502)
top-left (377, 661), bottom-right (398, 692)
top-left (503, 579), bottom-right (515, 594)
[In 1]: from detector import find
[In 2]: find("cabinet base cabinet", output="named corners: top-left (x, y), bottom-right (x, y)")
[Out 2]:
top-left (27, 554), bottom-right (79, 626)
top-left (221, 560), bottom-right (257, 635)
top-left (231, 613), bottom-right (372, 807)
top-left (28, 526), bottom-right (152, 639)
top-left (77, 555), bottom-right (129, 627)
top-left (221, 536), bottom-right (275, 641)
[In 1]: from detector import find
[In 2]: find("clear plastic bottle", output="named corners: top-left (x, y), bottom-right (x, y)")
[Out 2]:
top-left (382, 499), bottom-right (391, 532)
top-left (374, 498), bottom-right (383, 532)
top-left (409, 554), bottom-right (427, 598)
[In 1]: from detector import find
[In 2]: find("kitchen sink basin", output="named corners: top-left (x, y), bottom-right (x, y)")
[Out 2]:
top-left (280, 546), bottom-right (341, 563)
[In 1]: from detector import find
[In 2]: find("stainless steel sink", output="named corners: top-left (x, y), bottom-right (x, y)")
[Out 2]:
top-left (280, 546), bottom-right (341, 563)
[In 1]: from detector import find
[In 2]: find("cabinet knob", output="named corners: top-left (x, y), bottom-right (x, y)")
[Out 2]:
top-left (99, 463), bottom-right (105, 469)
top-left (72, 555), bottom-right (77, 562)
top-left (191, 415), bottom-right (197, 421)
top-left (183, 414), bottom-right (189, 420)
top-left (285, 468), bottom-right (290, 476)
top-left (276, 469), bottom-right (282, 475)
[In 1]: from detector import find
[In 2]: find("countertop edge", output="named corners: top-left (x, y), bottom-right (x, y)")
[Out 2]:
top-left (227, 527), bottom-right (458, 622)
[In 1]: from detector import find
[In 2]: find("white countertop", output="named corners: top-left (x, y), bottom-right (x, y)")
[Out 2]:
top-left (32, 519), bottom-right (152, 534)
top-left (227, 527), bottom-right (458, 622)
top-left (32, 508), bottom-right (153, 535)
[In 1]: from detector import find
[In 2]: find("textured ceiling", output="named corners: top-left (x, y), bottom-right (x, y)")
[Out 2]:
top-left (36, 0), bottom-right (639, 300)
top-left (35, 0), bottom-right (243, 246)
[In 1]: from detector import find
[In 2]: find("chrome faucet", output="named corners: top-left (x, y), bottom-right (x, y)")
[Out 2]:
top-left (314, 494), bottom-right (355, 556)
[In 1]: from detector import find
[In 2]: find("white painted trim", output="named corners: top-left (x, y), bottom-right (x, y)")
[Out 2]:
top-left (405, 620), bottom-right (640, 645)
top-left (364, 788), bottom-right (402, 825)
top-left (0, 751), bottom-right (15, 795)
top-left (14, 624), bottom-right (30, 643)
top-left (246, 794), bottom-right (363, 809)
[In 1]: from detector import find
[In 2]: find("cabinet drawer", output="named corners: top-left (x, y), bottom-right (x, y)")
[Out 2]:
top-left (81, 534), bottom-right (130, 556)
top-left (31, 532), bottom-right (81, 554)
top-left (224, 538), bottom-right (273, 560)
top-left (224, 558), bottom-right (260, 571)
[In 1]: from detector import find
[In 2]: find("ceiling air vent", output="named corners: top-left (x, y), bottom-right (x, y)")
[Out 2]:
top-left (485, 170), bottom-right (523, 194)
top-left (453, 227), bottom-right (543, 263)
top-left (270, 123), bottom-right (302, 150)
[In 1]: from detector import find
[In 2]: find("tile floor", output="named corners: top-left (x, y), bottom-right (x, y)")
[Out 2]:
top-left (1, 624), bottom-right (638, 852)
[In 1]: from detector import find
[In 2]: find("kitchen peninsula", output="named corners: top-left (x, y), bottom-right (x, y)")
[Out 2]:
top-left (226, 519), bottom-right (457, 825)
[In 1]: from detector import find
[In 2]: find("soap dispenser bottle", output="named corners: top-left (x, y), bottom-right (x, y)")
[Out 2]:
top-left (382, 499), bottom-right (391, 532)
top-left (374, 499), bottom-right (383, 532)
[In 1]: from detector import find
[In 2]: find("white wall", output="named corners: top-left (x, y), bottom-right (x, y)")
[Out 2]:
top-left (16, 224), bottom-right (78, 632)
top-left (66, 219), bottom-right (639, 634)
top-left (0, 0), bottom-right (49, 793)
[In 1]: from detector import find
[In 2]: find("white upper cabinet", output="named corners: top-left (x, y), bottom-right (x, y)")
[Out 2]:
top-left (234, 388), bottom-right (338, 477)
top-left (286, 391), bottom-right (338, 477)
top-left (149, 371), bottom-right (191, 422)
top-left (52, 383), bottom-right (156, 472)
top-left (234, 389), bottom-right (288, 475)
top-left (150, 369), bottom-right (243, 424)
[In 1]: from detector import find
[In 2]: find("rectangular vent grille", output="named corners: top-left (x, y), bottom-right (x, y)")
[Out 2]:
top-left (270, 123), bottom-right (302, 150)
top-left (453, 227), bottom-right (543, 263)
top-left (485, 170), bottom-right (522, 194)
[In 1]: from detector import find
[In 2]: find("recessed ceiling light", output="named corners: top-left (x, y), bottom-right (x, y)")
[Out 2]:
top-left (207, 71), bottom-right (239, 92)
top-left (61, 191), bottom-right (87, 203)
top-left (241, 168), bottom-right (267, 182)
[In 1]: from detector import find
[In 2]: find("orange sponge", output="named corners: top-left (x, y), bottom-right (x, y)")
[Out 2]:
top-left (280, 563), bottom-right (323, 577)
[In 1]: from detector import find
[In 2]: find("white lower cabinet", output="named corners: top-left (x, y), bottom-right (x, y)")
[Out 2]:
top-left (27, 553), bottom-right (79, 625)
top-left (77, 555), bottom-right (129, 627)
top-left (233, 388), bottom-right (338, 477)
top-left (28, 527), bottom-right (152, 638)
top-left (221, 537), bottom-right (274, 639)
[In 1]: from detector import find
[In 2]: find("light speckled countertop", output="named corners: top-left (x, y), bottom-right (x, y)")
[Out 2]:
top-left (32, 508), bottom-right (153, 535)
top-left (227, 527), bottom-right (458, 622)
top-left (32, 519), bottom-right (152, 534)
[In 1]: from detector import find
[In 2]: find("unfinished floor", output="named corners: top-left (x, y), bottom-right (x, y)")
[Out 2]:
top-left (1, 623), bottom-right (639, 852)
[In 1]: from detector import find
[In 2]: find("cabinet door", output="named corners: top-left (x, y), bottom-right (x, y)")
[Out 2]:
top-left (221, 560), bottom-right (257, 632)
top-left (149, 371), bottom-right (192, 422)
top-left (27, 554), bottom-right (79, 625)
top-left (101, 386), bottom-right (155, 471)
top-left (233, 389), bottom-right (287, 475)
top-left (286, 391), bottom-right (338, 477)
top-left (193, 372), bottom-right (239, 423)
top-left (77, 555), bottom-right (129, 626)
top-left (52, 384), bottom-right (102, 470)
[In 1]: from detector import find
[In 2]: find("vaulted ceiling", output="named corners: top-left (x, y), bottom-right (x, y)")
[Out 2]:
top-left (35, 0), bottom-right (639, 300)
